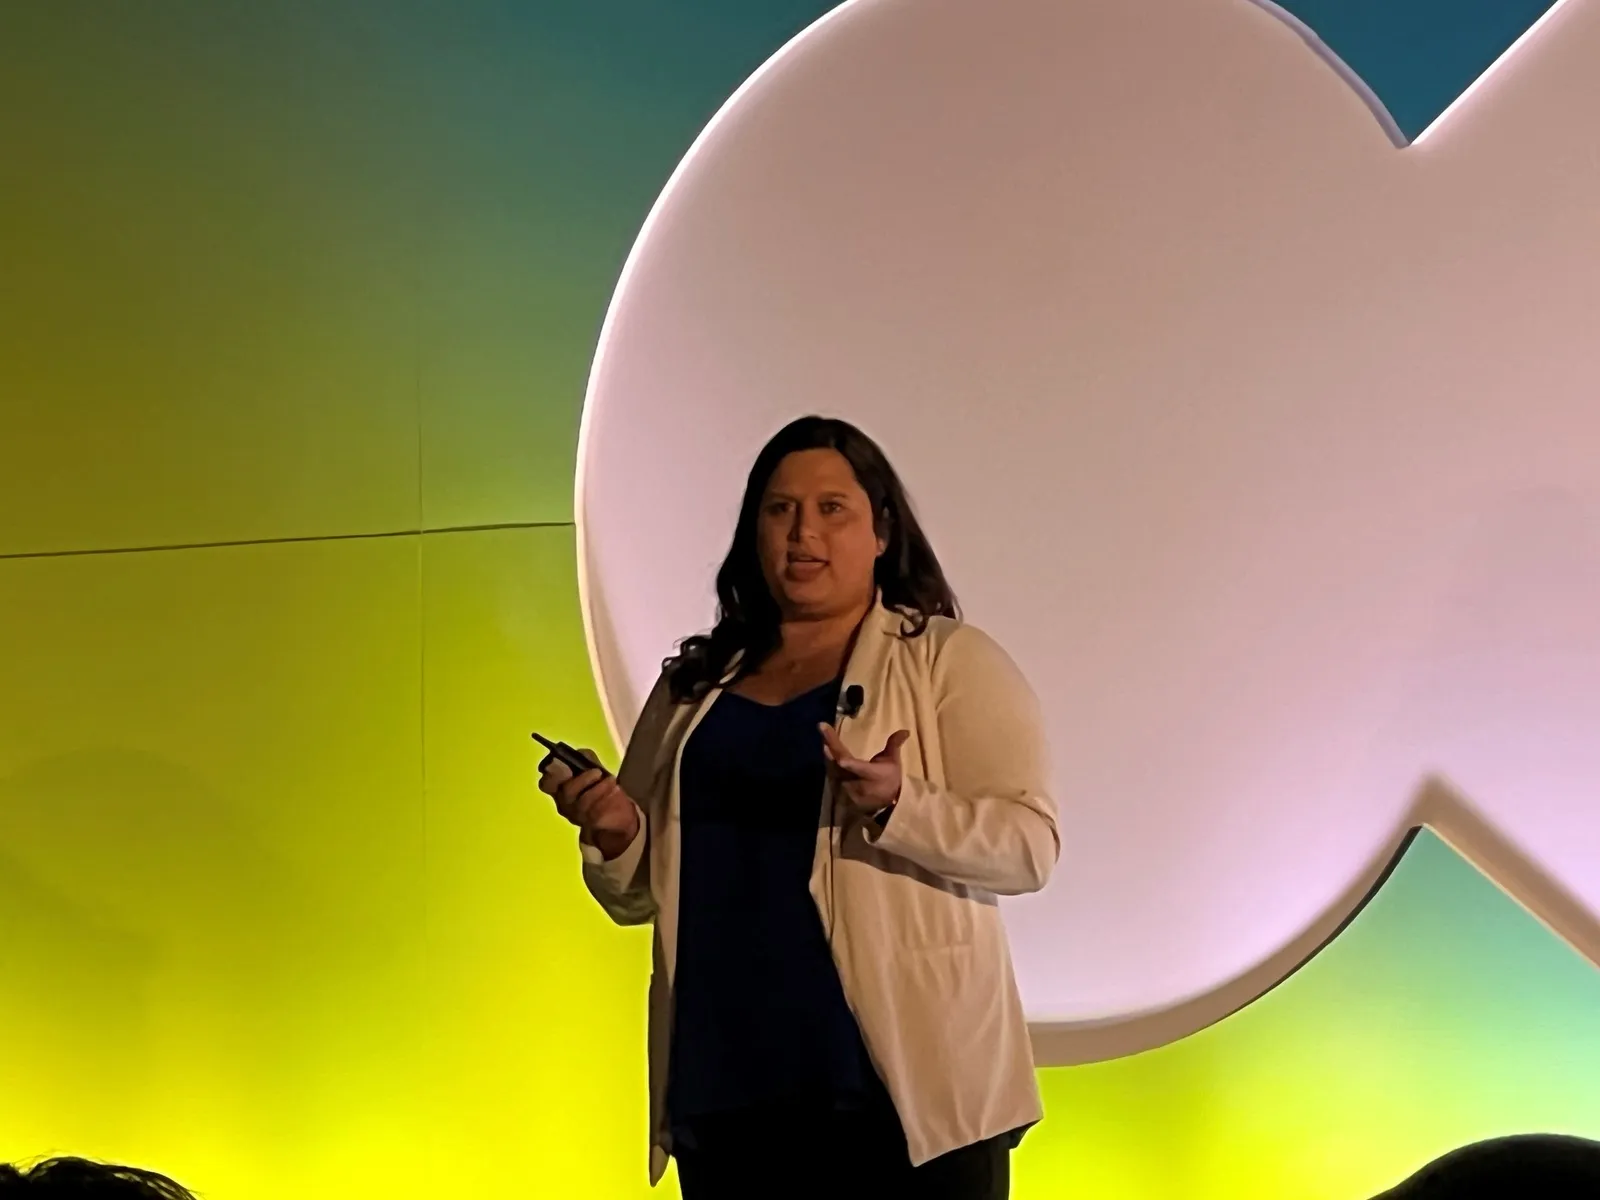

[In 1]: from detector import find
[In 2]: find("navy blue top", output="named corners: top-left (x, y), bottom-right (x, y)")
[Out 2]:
top-left (666, 678), bottom-right (888, 1140)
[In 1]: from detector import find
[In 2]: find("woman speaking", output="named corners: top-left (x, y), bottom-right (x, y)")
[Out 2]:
top-left (540, 417), bottom-right (1058, 1199)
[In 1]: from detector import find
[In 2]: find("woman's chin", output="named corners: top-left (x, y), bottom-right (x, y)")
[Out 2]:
top-left (779, 589), bottom-right (830, 614)
top-left (776, 582), bottom-right (869, 620)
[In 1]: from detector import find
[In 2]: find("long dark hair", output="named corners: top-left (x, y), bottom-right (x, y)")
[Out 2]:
top-left (666, 416), bottom-right (958, 702)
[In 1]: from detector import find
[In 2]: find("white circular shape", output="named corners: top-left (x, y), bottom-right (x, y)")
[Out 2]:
top-left (577, 0), bottom-right (1600, 1043)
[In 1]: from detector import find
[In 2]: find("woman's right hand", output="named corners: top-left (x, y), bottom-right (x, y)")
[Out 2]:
top-left (539, 752), bottom-right (641, 861)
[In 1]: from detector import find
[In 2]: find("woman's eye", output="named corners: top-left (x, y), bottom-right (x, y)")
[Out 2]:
top-left (821, 501), bottom-right (843, 514)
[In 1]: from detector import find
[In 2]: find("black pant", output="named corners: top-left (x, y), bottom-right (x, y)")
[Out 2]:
top-left (672, 1104), bottom-right (1010, 1200)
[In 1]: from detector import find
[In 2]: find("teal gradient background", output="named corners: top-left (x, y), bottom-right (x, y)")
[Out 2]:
top-left (1281, 0), bottom-right (1559, 138)
top-left (1, 2), bottom-right (1596, 1197)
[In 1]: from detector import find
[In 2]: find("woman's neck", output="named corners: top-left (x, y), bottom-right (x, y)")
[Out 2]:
top-left (775, 593), bottom-right (874, 662)
top-left (727, 594), bottom-right (872, 702)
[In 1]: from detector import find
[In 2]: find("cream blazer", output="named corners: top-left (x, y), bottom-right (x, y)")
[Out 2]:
top-left (578, 599), bottom-right (1060, 1184)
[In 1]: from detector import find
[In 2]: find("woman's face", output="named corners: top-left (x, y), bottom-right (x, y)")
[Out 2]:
top-left (756, 448), bottom-right (887, 620)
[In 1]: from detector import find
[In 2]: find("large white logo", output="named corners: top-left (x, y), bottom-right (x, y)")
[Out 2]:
top-left (574, 0), bottom-right (1600, 1063)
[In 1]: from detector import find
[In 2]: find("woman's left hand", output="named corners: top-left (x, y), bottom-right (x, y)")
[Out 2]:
top-left (819, 724), bottom-right (909, 816)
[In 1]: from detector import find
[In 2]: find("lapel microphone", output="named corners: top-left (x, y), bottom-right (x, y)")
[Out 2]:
top-left (839, 684), bottom-right (866, 719)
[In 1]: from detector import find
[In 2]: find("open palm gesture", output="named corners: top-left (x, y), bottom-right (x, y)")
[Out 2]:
top-left (819, 724), bottom-right (909, 817)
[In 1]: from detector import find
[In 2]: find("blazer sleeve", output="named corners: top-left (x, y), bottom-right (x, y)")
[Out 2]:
top-left (576, 670), bottom-right (674, 925)
top-left (865, 624), bottom-right (1060, 895)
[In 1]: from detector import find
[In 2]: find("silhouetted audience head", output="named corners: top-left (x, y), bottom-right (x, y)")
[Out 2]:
top-left (0, 1158), bottom-right (197, 1200)
top-left (1375, 1134), bottom-right (1600, 1198)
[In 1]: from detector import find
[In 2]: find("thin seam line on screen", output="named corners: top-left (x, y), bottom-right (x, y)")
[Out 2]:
top-left (0, 521), bottom-right (575, 561)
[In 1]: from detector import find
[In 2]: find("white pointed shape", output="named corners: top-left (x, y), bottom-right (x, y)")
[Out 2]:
top-left (575, 0), bottom-right (1600, 1058)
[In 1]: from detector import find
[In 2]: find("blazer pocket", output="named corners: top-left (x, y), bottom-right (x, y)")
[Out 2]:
top-left (842, 838), bottom-right (978, 950)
